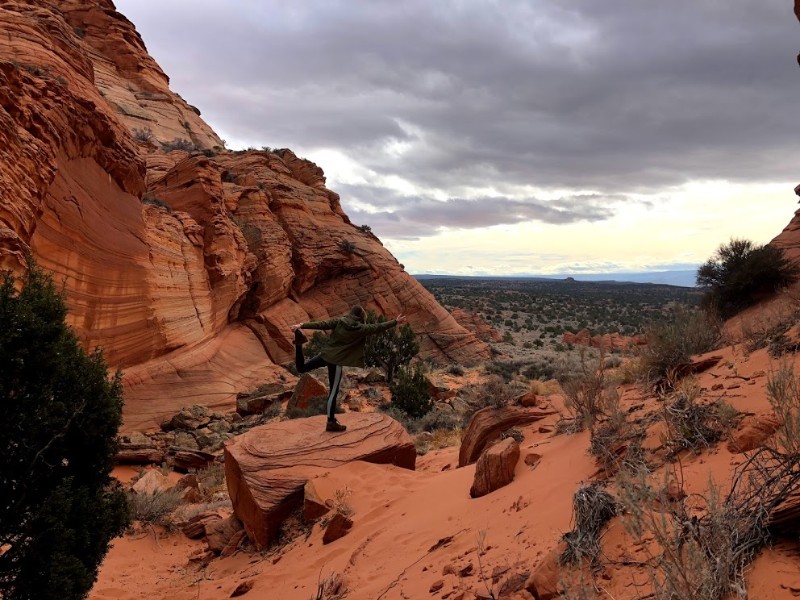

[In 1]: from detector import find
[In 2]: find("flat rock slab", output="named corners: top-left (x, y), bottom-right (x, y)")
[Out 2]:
top-left (224, 413), bottom-right (415, 548)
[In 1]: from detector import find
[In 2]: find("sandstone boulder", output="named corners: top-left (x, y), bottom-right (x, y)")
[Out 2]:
top-left (322, 512), bottom-right (353, 544)
top-left (727, 414), bottom-right (783, 453)
top-left (470, 438), bottom-right (520, 498)
top-left (236, 383), bottom-right (290, 415)
top-left (287, 374), bottom-right (327, 412)
top-left (525, 545), bottom-right (566, 600)
top-left (459, 407), bottom-right (556, 468)
top-left (132, 469), bottom-right (173, 496)
top-left (224, 413), bottom-right (415, 548)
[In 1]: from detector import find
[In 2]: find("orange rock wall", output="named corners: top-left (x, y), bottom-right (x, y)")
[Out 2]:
top-left (0, 0), bottom-right (489, 431)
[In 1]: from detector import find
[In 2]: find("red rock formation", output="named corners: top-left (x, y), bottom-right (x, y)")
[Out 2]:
top-left (451, 307), bottom-right (503, 343)
top-left (458, 406), bottom-right (556, 467)
top-left (562, 328), bottom-right (645, 350)
top-left (470, 437), bottom-right (520, 498)
top-left (223, 413), bottom-right (414, 548)
top-left (0, 0), bottom-right (490, 431)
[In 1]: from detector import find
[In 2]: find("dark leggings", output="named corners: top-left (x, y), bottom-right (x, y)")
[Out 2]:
top-left (295, 345), bottom-right (343, 421)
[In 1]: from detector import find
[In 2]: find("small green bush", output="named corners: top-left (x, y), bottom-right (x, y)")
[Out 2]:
top-left (364, 311), bottom-right (419, 384)
top-left (697, 238), bottom-right (800, 319)
top-left (390, 364), bottom-right (432, 419)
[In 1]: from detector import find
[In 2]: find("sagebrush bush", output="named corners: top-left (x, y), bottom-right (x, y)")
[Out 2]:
top-left (364, 311), bottom-right (419, 383)
top-left (126, 488), bottom-right (183, 529)
top-left (638, 306), bottom-right (719, 388)
top-left (697, 238), bottom-right (800, 319)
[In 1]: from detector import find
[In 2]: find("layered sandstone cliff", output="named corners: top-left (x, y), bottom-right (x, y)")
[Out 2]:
top-left (0, 0), bottom-right (489, 431)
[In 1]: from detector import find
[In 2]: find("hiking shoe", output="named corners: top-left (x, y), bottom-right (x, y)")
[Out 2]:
top-left (294, 328), bottom-right (308, 345)
top-left (326, 419), bottom-right (347, 432)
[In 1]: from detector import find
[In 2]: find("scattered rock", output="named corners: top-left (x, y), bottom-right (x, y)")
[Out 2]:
top-left (206, 514), bottom-right (244, 554)
top-left (430, 580), bottom-right (445, 593)
top-left (323, 512), bottom-right (354, 544)
top-left (230, 580), bottom-right (254, 597)
top-left (170, 405), bottom-right (211, 430)
top-left (173, 431), bottom-right (200, 450)
top-left (113, 447), bottom-right (165, 465)
top-left (711, 383), bottom-right (724, 391)
top-left (362, 369), bottom-right (385, 384)
top-left (727, 414), bottom-right (783, 453)
top-left (525, 545), bottom-right (565, 600)
top-left (470, 438), bottom-right (520, 498)
top-left (516, 392), bottom-right (540, 408)
top-left (132, 469), bottom-right (173, 496)
top-left (225, 413), bottom-right (415, 548)
top-left (182, 510), bottom-right (226, 539)
top-left (287, 374), bottom-right (327, 412)
top-left (458, 562), bottom-right (474, 577)
top-left (524, 453), bottom-right (542, 468)
top-left (459, 406), bottom-right (556, 467)
top-left (171, 449), bottom-right (215, 472)
top-left (236, 383), bottom-right (289, 416)
top-left (303, 478), bottom-right (331, 522)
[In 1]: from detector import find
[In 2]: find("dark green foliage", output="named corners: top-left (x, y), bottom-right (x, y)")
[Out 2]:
top-left (389, 364), bottom-right (432, 419)
top-left (142, 194), bottom-right (171, 211)
top-left (338, 240), bottom-right (356, 254)
top-left (303, 331), bottom-right (330, 360)
top-left (357, 225), bottom-right (372, 234)
top-left (697, 238), bottom-right (800, 319)
top-left (160, 138), bottom-right (195, 152)
top-left (364, 311), bottom-right (419, 384)
top-left (0, 264), bottom-right (130, 600)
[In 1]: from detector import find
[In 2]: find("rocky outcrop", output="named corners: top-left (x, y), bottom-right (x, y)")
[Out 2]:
top-left (224, 413), bottom-right (415, 548)
top-left (726, 414), bottom-right (783, 453)
top-left (562, 328), bottom-right (646, 350)
top-left (451, 307), bottom-right (503, 343)
top-left (458, 406), bottom-right (557, 468)
top-left (0, 0), bottom-right (489, 432)
top-left (470, 437), bottom-right (520, 498)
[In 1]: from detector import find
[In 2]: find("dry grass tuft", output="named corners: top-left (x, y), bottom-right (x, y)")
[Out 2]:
top-left (560, 483), bottom-right (617, 568)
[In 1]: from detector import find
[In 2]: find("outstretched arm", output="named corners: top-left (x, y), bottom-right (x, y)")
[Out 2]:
top-left (291, 318), bottom-right (340, 331)
top-left (360, 314), bottom-right (407, 334)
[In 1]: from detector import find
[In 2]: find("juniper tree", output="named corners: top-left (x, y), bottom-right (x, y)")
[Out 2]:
top-left (364, 310), bottom-right (419, 383)
top-left (0, 263), bottom-right (129, 600)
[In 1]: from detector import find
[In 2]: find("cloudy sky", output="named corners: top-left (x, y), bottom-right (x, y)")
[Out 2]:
top-left (115, 0), bottom-right (800, 280)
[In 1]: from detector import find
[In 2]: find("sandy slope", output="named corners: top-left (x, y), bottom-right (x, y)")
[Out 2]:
top-left (91, 343), bottom-right (800, 600)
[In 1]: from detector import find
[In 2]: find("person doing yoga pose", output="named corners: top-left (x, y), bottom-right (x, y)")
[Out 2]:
top-left (291, 306), bottom-right (407, 432)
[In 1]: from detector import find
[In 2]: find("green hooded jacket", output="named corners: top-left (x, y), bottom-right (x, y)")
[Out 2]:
top-left (302, 315), bottom-right (398, 367)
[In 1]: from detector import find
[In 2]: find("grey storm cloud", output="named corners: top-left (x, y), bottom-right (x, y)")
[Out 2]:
top-left (117, 0), bottom-right (800, 197)
top-left (338, 184), bottom-right (617, 239)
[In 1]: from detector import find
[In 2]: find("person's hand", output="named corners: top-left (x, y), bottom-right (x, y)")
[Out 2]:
top-left (396, 314), bottom-right (407, 325)
top-left (290, 323), bottom-right (303, 332)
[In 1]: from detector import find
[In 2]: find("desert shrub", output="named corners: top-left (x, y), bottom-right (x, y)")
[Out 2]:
top-left (460, 375), bottom-right (521, 412)
top-left (768, 331), bottom-right (800, 358)
top-left (0, 263), bottom-right (130, 600)
top-left (303, 331), bottom-right (330, 359)
top-left (142, 194), bottom-right (171, 211)
top-left (485, 359), bottom-right (524, 382)
top-left (448, 364), bottom-right (465, 376)
top-left (637, 306), bottom-right (719, 388)
top-left (558, 355), bottom-right (608, 433)
top-left (390, 364), bottom-right (432, 419)
top-left (417, 408), bottom-right (462, 432)
top-left (377, 403), bottom-right (418, 433)
top-left (132, 126), bottom-right (154, 143)
top-left (697, 238), bottom-right (800, 319)
top-left (364, 311), bottom-right (419, 384)
top-left (126, 487), bottom-right (183, 529)
top-left (338, 240), bottom-right (356, 254)
top-left (357, 224), bottom-right (372, 233)
top-left (661, 382), bottom-right (723, 456)
top-left (560, 484), bottom-right (617, 568)
top-left (766, 363), bottom-right (800, 456)
top-left (311, 572), bottom-right (347, 600)
top-left (618, 449), bottom-right (800, 600)
top-left (161, 137), bottom-right (195, 152)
